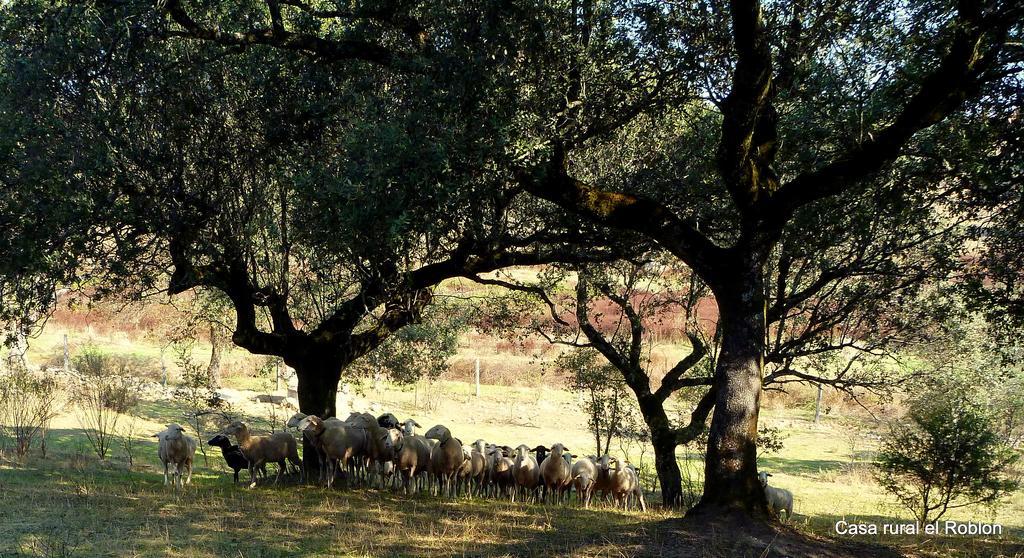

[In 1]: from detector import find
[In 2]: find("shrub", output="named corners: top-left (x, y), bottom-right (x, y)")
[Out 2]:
top-left (0, 364), bottom-right (63, 458)
top-left (875, 389), bottom-right (1020, 523)
top-left (73, 349), bottom-right (141, 460)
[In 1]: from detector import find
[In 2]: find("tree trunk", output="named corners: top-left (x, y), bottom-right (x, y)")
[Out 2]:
top-left (289, 353), bottom-right (344, 479)
top-left (207, 324), bottom-right (222, 388)
top-left (690, 268), bottom-right (770, 518)
top-left (638, 397), bottom-right (684, 507)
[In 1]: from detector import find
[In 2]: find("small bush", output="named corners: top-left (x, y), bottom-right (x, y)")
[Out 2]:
top-left (0, 364), bottom-right (63, 458)
top-left (875, 389), bottom-right (1020, 523)
top-left (73, 349), bottom-right (142, 460)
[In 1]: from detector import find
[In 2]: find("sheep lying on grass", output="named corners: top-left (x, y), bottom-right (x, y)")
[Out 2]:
top-left (154, 424), bottom-right (197, 488)
top-left (223, 421), bottom-right (302, 488)
top-left (759, 472), bottom-right (793, 520)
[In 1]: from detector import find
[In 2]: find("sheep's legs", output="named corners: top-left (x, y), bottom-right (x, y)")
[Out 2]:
top-left (163, 462), bottom-right (169, 486)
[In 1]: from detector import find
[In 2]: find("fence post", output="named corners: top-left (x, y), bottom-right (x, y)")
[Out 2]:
top-left (63, 334), bottom-right (70, 372)
top-left (475, 358), bottom-right (481, 397)
top-left (814, 383), bottom-right (823, 423)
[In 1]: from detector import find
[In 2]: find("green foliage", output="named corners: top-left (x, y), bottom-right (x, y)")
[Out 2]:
top-left (756, 425), bottom-right (786, 459)
top-left (351, 301), bottom-right (468, 385)
top-left (875, 387), bottom-right (1020, 524)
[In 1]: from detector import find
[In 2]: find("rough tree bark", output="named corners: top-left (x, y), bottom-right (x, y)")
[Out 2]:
top-left (691, 257), bottom-right (770, 516)
top-left (638, 397), bottom-right (685, 507)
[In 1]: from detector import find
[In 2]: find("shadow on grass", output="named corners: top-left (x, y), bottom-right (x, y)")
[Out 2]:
top-left (632, 513), bottom-right (905, 558)
top-left (6, 450), bottom-right (1016, 558)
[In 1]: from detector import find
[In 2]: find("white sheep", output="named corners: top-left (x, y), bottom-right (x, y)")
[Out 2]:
top-left (609, 457), bottom-right (646, 511)
top-left (154, 423), bottom-right (197, 488)
top-left (571, 456), bottom-right (598, 507)
top-left (393, 431), bottom-right (432, 494)
top-left (425, 424), bottom-right (466, 498)
top-left (539, 443), bottom-right (572, 504)
top-left (298, 415), bottom-right (363, 488)
top-left (512, 444), bottom-right (541, 503)
top-left (759, 472), bottom-right (793, 520)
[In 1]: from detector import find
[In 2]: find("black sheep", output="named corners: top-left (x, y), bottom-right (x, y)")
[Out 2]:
top-left (377, 413), bottom-right (401, 430)
top-left (208, 434), bottom-right (259, 483)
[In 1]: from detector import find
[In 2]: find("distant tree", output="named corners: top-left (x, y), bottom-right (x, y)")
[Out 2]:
top-left (0, 362), bottom-right (62, 459)
top-left (875, 387), bottom-right (1020, 524)
top-left (557, 348), bottom-right (632, 457)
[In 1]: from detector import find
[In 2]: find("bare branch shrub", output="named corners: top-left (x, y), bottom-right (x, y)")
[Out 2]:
top-left (73, 349), bottom-right (141, 460)
top-left (0, 363), bottom-right (63, 459)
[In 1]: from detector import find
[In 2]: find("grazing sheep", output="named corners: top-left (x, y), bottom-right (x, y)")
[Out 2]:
top-left (759, 472), bottom-right (793, 520)
top-left (512, 444), bottom-right (541, 503)
top-left (154, 424), bottom-right (197, 488)
top-left (571, 456), bottom-right (599, 507)
top-left (223, 421), bottom-right (302, 488)
top-left (207, 434), bottom-right (265, 483)
top-left (539, 443), bottom-right (572, 504)
top-left (425, 424), bottom-right (466, 498)
top-left (609, 457), bottom-right (646, 511)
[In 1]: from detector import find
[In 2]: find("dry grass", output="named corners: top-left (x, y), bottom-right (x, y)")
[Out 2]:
top-left (0, 456), bottom-right (665, 558)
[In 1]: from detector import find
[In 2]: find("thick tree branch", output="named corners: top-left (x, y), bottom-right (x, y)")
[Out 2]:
top-left (575, 274), bottom-right (652, 396)
top-left (676, 386), bottom-right (717, 445)
top-left (655, 333), bottom-right (710, 401)
top-left (161, 0), bottom-right (399, 66)
top-left (718, 0), bottom-right (780, 213)
top-left (347, 289), bottom-right (432, 359)
top-left (520, 152), bottom-right (726, 281)
top-left (766, 2), bottom-right (1016, 222)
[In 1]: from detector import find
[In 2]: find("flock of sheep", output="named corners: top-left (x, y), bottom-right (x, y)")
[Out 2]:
top-left (153, 411), bottom-right (793, 518)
